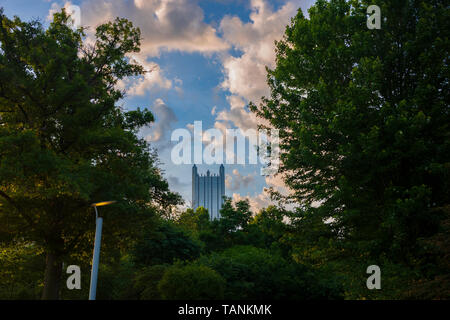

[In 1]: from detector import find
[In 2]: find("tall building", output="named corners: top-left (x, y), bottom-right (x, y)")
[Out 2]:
top-left (192, 164), bottom-right (225, 220)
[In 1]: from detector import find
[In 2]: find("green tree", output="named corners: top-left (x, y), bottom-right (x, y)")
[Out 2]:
top-left (0, 241), bottom-right (45, 299)
top-left (133, 264), bottom-right (169, 300)
top-left (219, 198), bottom-right (252, 232)
top-left (158, 264), bottom-right (225, 300)
top-left (176, 206), bottom-right (210, 236)
top-left (196, 198), bottom-right (254, 251)
top-left (0, 9), bottom-right (181, 299)
top-left (250, 0), bottom-right (449, 261)
top-left (249, 206), bottom-right (290, 249)
top-left (132, 220), bottom-right (202, 267)
top-left (195, 245), bottom-right (340, 299)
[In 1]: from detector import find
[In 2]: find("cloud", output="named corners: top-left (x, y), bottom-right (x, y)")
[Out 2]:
top-left (219, 0), bottom-right (299, 102)
top-left (215, 103), bottom-right (259, 132)
top-left (232, 191), bottom-right (272, 213)
top-left (225, 169), bottom-right (255, 191)
top-left (212, 0), bottom-right (301, 135)
top-left (77, 0), bottom-right (229, 56)
top-left (213, 0), bottom-right (314, 212)
top-left (143, 98), bottom-right (177, 148)
top-left (167, 175), bottom-right (189, 188)
top-left (231, 174), bottom-right (297, 212)
top-left (265, 173), bottom-right (291, 196)
top-left (116, 57), bottom-right (172, 96)
top-left (47, 0), bottom-right (231, 97)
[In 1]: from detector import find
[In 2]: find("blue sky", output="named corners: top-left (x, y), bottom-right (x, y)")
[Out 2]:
top-left (1, 0), bottom-right (316, 211)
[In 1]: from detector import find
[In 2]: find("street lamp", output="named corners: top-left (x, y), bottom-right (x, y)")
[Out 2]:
top-left (89, 200), bottom-right (116, 300)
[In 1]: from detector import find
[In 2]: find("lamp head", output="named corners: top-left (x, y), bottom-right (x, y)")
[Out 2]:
top-left (91, 201), bottom-right (116, 207)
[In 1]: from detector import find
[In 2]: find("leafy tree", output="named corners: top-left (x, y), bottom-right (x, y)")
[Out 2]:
top-left (406, 206), bottom-right (450, 299)
top-left (194, 198), bottom-right (254, 251)
top-left (158, 264), bottom-right (225, 300)
top-left (95, 254), bottom-right (138, 300)
top-left (132, 220), bottom-right (202, 267)
top-left (0, 241), bottom-right (45, 299)
top-left (248, 205), bottom-right (290, 251)
top-left (0, 9), bottom-right (181, 299)
top-left (219, 198), bottom-right (253, 233)
top-left (250, 0), bottom-right (449, 261)
top-left (195, 245), bottom-right (341, 300)
top-left (133, 264), bottom-right (169, 300)
top-left (176, 206), bottom-right (210, 236)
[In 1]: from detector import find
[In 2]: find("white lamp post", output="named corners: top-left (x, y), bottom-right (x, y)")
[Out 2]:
top-left (89, 201), bottom-right (116, 300)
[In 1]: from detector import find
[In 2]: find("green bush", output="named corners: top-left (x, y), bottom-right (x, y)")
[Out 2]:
top-left (158, 264), bottom-right (225, 300)
top-left (134, 264), bottom-right (168, 300)
top-left (0, 241), bottom-right (45, 299)
top-left (195, 245), bottom-right (342, 300)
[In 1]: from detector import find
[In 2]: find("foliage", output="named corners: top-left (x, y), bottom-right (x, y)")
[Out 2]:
top-left (0, 241), bottom-right (45, 299)
top-left (176, 206), bottom-right (210, 236)
top-left (158, 264), bottom-right (225, 300)
top-left (195, 245), bottom-right (341, 300)
top-left (133, 264), bottom-right (169, 300)
top-left (405, 206), bottom-right (450, 299)
top-left (132, 220), bottom-right (202, 267)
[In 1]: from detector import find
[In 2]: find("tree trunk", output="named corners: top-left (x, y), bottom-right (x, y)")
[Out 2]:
top-left (41, 251), bottom-right (62, 300)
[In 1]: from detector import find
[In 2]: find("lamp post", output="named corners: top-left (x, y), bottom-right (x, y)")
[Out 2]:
top-left (89, 201), bottom-right (116, 300)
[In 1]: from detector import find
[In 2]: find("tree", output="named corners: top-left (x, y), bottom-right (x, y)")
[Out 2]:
top-left (0, 9), bottom-right (181, 299)
top-left (0, 240), bottom-right (45, 299)
top-left (195, 245), bottom-right (340, 299)
top-left (194, 198), bottom-right (254, 251)
top-left (218, 198), bottom-right (252, 233)
top-left (248, 206), bottom-right (291, 254)
top-left (133, 264), bottom-right (169, 300)
top-left (158, 264), bottom-right (225, 300)
top-left (132, 220), bottom-right (202, 267)
top-left (176, 206), bottom-right (210, 236)
top-left (250, 0), bottom-right (449, 261)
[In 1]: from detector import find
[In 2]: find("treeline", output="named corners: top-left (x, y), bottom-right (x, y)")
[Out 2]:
top-left (0, 200), bottom-right (342, 300)
top-left (2, 197), bottom-right (448, 299)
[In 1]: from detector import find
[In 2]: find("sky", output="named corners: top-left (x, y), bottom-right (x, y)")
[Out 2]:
top-left (1, 0), bottom-right (316, 212)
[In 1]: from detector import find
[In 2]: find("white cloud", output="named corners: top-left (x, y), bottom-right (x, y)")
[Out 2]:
top-left (225, 169), bottom-right (255, 191)
top-left (143, 98), bottom-right (177, 146)
top-left (212, 0), bottom-right (300, 138)
top-left (265, 173), bottom-right (291, 196)
top-left (77, 0), bottom-right (229, 56)
top-left (215, 104), bottom-right (259, 132)
top-left (116, 57), bottom-right (172, 96)
top-left (232, 191), bottom-right (272, 213)
top-left (232, 174), bottom-right (297, 213)
top-left (219, 0), bottom-right (299, 103)
top-left (47, 2), bottom-right (73, 22)
top-left (214, 0), bottom-right (313, 212)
